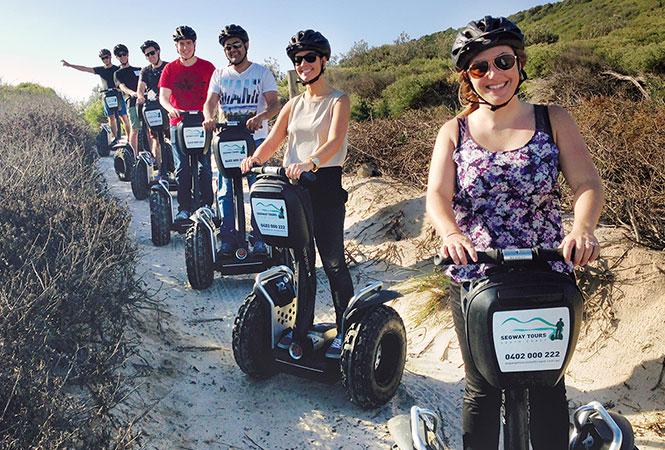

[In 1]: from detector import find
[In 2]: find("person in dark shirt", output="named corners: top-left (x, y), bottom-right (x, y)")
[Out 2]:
top-left (137, 40), bottom-right (169, 175)
top-left (113, 44), bottom-right (142, 155)
top-left (61, 48), bottom-right (130, 142)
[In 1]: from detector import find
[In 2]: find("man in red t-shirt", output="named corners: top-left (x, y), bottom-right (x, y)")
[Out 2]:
top-left (159, 25), bottom-right (216, 221)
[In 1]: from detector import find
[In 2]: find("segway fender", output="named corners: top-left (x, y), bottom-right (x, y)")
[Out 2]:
top-left (151, 180), bottom-right (174, 223)
top-left (192, 208), bottom-right (218, 263)
top-left (342, 282), bottom-right (402, 333)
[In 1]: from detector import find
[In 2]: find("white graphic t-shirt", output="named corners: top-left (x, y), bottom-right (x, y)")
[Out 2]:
top-left (208, 62), bottom-right (278, 140)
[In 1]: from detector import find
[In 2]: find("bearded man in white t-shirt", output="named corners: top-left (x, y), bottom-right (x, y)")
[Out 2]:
top-left (203, 24), bottom-right (280, 256)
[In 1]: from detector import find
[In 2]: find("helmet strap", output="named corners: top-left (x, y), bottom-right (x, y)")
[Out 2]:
top-left (298, 61), bottom-right (325, 86)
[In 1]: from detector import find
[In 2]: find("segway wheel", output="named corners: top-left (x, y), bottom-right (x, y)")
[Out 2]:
top-left (185, 221), bottom-right (214, 290)
top-left (232, 292), bottom-right (276, 379)
top-left (341, 305), bottom-right (406, 409)
top-left (149, 190), bottom-right (171, 246)
top-left (131, 158), bottom-right (150, 200)
top-left (95, 130), bottom-right (110, 157)
top-left (114, 145), bottom-right (136, 182)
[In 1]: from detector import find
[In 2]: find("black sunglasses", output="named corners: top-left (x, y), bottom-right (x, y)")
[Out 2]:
top-left (116, 52), bottom-right (128, 57)
top-left (224, 42), bottom-right (243, 52)
top-left (293, 52), bottom-right (318, 66)
top-left (144, 50), bottom-right (157, 57)
top-left (100, 55), bottom-right (110, 60)
top-left (467, 54), bottom-right (517, 79)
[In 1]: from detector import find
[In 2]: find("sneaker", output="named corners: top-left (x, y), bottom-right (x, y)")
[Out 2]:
top-left (175, 210), bottom-right (190, 221)
top-left (252, 241), bottom-right (268, 256)
top-left (325, 333), bottom-right (343, 359)
top-left (277, 330), bottom-right (293, 349)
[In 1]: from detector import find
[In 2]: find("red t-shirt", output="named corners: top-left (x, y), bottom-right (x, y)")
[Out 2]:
top-left (158, 57), bottom-right (215, 125)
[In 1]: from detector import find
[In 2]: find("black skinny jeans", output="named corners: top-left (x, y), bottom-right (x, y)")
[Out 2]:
top-left (292, 198), bottom-right (354, 342)
top-left (449, 282), bottom-right (569, 450)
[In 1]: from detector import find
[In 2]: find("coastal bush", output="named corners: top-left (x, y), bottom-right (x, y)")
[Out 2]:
top-left (0, 85), bottom-right (140, 448)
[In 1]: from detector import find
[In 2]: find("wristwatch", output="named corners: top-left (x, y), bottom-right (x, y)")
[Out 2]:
top-left (308, 157), bottom-right (320, 172)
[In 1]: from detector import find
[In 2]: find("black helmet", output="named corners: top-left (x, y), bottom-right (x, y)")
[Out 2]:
top-left (140, 40), bottom-right (160, 53)
top-left (113, 44), bottom-right (129, 56)
top-left (99, 48), bottom-right (111, 58)
top-left (219, 24), bottom-right (249, 45)
top-left (286, 29), bottom-right (331, 62)
top-left (451, 16), bottom-right (524, 71)
top-left (173, 25), bottom-right (197, 42)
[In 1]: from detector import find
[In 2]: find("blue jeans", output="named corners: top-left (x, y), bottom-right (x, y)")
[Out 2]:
top-left (171, 124), bottom-right (213, 213)
top-left (218, 138), bottom-right (263, 243)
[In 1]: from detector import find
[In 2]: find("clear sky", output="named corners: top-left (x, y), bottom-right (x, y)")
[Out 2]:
top-left (2, 0), bottom-right (552, 102)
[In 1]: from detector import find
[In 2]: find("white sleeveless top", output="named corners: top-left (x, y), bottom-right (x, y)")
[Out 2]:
top-left (283, 89), bottom-right (348, 168)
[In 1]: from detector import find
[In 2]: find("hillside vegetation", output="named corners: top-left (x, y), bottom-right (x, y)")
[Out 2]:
top-left (0, 84), bottom-right (140, 448)
top-left (327, 0), bottom-right (665, 250)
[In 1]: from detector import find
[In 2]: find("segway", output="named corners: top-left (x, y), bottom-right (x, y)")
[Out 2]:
top-left (232, 167), bottom-right (407, 409)
top-left (432, 248), bottom-right (637, 450)
top-left (149, 111), bottom-right (209, 246)
top-left (185, 124), bottom-right (286, 290)
top-left (95, 89), bottom-right (121, 157)
top-left (131, 99), bottom-right (176, 200)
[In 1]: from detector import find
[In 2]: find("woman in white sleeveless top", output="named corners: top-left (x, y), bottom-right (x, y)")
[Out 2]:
top-left (241, 30), bottom-right (353, 360)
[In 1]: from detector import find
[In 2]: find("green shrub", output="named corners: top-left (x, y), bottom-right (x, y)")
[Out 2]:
top-left (382, 70), bottom-right (456, 117)
top-left (84, 99), bottom-right (105, 129)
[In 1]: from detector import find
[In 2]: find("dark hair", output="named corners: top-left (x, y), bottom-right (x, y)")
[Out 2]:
top-left (113, 44), bottom-right (129, 56)
top-left (140, 40), bottom-right (160, 53)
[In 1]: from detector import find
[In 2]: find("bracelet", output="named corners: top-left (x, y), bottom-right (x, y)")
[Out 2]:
top-left (308, 157), bottom-right (320, 172)
top-left (443, 231), bottom-right (461, 240)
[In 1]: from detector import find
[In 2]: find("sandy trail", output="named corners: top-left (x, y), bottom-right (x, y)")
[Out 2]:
top-left (101, 157), bottom-right (665, 449)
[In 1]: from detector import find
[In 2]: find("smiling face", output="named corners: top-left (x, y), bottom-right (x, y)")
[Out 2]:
top-left (176, 39), bottom-right (195, 60)
top-left (294, 50), bottom-right (324, 83)
top-left (223, 37), bottom-right (248, 65)
top-left (466, 45), bottom-right (519, 106)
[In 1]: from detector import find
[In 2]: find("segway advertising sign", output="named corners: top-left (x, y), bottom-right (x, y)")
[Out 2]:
top-left (183, 127), bottom-right (206, 149)
top-left (493, 307), bottom-right (570, 372)
top-left (251, 198), bottom-right (288, 237)
top-left (144, 109), bottom-right (163, 128)
top-left (104, 95), bottom-right (118, 109)
top-left (218, 140), bottom-right (248, 169)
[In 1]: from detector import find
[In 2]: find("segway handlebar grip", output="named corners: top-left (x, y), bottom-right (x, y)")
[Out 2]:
top-left (433, 247), bottom-right (569, 266)
top-left (250, 166), bottom-right (316, 183)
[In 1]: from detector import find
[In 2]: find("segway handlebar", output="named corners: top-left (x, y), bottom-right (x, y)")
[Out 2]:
top-left (433, 247), bottom-right (569, 266)
top-left (250, 165), bottom-right (316, 184)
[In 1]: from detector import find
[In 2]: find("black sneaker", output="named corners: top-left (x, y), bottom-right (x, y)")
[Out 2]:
top-left (277, 330), bottom-right (293, 349)
top-left (325, 333), bottom-right (343, 359)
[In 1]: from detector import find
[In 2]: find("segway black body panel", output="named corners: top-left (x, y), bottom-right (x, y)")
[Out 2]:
top-left (462, 251), bottom-right (583, 389)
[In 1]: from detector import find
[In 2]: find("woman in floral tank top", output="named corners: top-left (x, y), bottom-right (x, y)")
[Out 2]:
top-left (426, 16), bottom-right (604, 450)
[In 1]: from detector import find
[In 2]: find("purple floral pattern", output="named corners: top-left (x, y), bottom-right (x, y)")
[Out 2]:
top-left (446, 116), bottom-right (571, 282)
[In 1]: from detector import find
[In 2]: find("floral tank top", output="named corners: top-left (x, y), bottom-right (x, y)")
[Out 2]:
top-left (446, 105), bottom-right (571, 282)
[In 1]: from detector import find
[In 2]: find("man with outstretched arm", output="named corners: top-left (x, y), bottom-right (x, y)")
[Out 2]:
top-left (113, 44), bottom-right (142, 155)
top-left (159, 26), bottom-right (216, 221)
top-left (61, 49), bottom-right (129, 142)
top-left (203, 24), bottom-right (280, 256)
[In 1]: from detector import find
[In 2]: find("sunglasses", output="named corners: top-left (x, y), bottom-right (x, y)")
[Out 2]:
top-left (224, 42), bottom-right (243, 52)
top-left (116, 52), bottom-right (128, 57)
top-left (293, 52), bottom-right (318, 66)
top-left (144, 50), bottom-right (157, 57)
top-left (100, 56), bottom-right (110, 60)
top-left (467, 54), bottom-right (517, 79)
